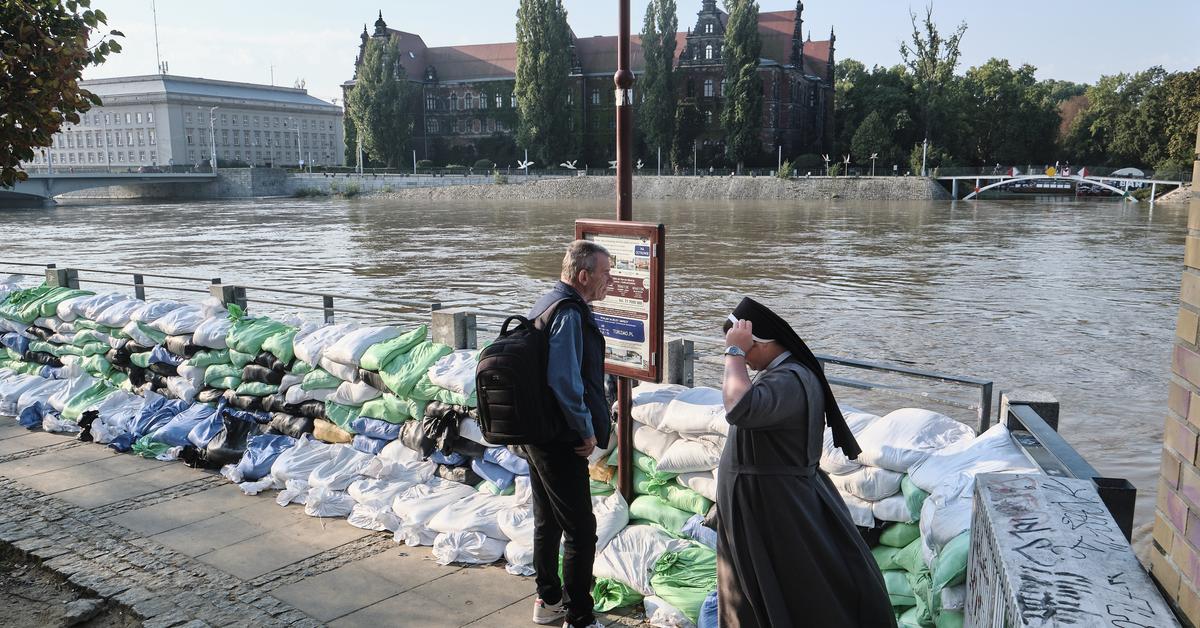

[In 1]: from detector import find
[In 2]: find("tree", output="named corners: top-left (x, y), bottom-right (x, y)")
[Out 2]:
top-left (899, 5), bottom-right (967, 144)
top-left (640, 0), bottom-right (679, 160)
top-left (671, 103), bottom-right (704, 171)
top-left (850, 111), bottom-right (896, 169)
top-left (721, 0), bottom-right (764, 171)
top-left (1, 0), bottom-right (123, 186)
top-left (959, 58), bottom-right (1059, 165)
top-left (514, 0), bottom-right (574, 166)
top-left (1161, 68), bottom-right (1200, 173)
top-left (346, 35), bottom-right (414, 168)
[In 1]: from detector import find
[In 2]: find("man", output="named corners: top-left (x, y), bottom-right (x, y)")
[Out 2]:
top-left (718, 297), bottom-right (894, 627)
top-left (526, 240), bottom-right (613, 628)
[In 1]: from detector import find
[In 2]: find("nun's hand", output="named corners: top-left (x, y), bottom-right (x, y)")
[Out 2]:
top-left (725, 319), bottom-right (754, 353)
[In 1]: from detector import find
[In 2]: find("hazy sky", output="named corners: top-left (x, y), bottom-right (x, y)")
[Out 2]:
top-left (85, 0), bottom-right (1200, 104)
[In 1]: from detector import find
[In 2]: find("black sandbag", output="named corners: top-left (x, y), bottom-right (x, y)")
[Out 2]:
top-left (295, 400), bottom-right (327, 420)
top-left (106, 346), bottom-right (133, 368)
top-left (425, 401), bottom-right (470, 421)
top-left (507, 444), bottom-right (528, 460)
top-left (261, 394), bottom-right (290, 413)
top-left (269, 412), bottom-right (315, 438)
top-left (24, 325), bottom-right (53, 341)
top-left (196, 387), bottom-right (224, 404)
top-left (77, 410), bottom-right (98, 443)
top-left (450, 437), bottom-right (486, 459)
top-left (420, 412), bottom-right (460, 456)
top-left (703, 503), bottom-right (719, 531)
top-left (252, 351), bottom-right (288, 374)
top-left (124, 341), bottom-right (153, 354)
top-left (221, 389), bottom-right (265, 412)
top-left (148, 362), bottom-right (179, 377)
top-left (164, 334), bottom-right (201, 358)
top-left (22, 351), bottom-right (62, 367)
top-left (436, 463), bottom-right (482, 486)
top-left (184, 414), bottom-right (267, 469)
top-left (242, 363), bottom-right (284, 385)
top-left (358, 369), bottom-right (391, 394)
top-left (146, 372), bottom-right (167, 390)
top-left (400, 419), bottom-right (430, 458)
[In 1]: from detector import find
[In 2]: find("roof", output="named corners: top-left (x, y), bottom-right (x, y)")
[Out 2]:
top-left (757, 10), bottom-right (832, 79)
top-left (81, 74), bottom-right (341, 109)
top-left (426, 41), bottom-right (517, 82)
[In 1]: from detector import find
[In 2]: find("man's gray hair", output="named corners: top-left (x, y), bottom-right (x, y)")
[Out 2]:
top-left (561, 239), bottom-right (610, 283)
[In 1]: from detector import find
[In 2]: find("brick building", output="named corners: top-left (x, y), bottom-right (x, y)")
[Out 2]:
top-left (343, 1), bottom-right (834, 167)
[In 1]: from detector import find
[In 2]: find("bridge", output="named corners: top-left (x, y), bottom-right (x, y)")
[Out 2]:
top-left (0, 171), bottom-right (217, 206)
top-left (936, 174), bottom-right (1186, 201)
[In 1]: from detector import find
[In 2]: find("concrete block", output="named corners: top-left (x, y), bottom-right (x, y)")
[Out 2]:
top-left (1187, 236), bottom-right (1200, 269)
top-left (430, 308), bottom-right (477, 350)
top-left (1178, 467), bottom-right (1200, 514)
top-left (1164, 449), bottom-right (1183, 489)
top-left (1176, 345), bottom-right (1200, 390)
top-left (1183, 271), bottom-right (1200, 309)
top-left (196, 534), bottom-right (326, 580)
top-left (1172, 534), bottom-right (1200, 590)
top-left (1181, 581), bottom-right (1200, 628)
top-left (1151, 546), bottom-right (1183, 599)
top-left (1158, 511), bottom-right (1179, 549)
top-left (1165, 414), bottom-right (1198, 462)
top-left (355, 546), bottom-right (461, 588)
top-left (1181, 309), bottom-right (1200, 345)
top-left (271, 564), bottom-right (409, 622)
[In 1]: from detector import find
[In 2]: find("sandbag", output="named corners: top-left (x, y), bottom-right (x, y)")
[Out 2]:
top-left (151, 305), bottom-right (205, 336)
top-left (644, 596), bottom-right (694, 628)
top-left (285, 385), bottom-right (335, 406)
top-left (593, 525), bottom-right (690, 596)
top-left (854, 408), bottom-right (975, 473)
top-left (656, 438), bottom-right (721, 474)
top-left (505, 540), bottom-right (536, 576)
top-left (352, 434), bottom-right (389, 455)
top-left (293, 322), bottom-right (360, 367)
top-left (884, 570), bottom-right (917, 607)
top-left (932, 532), bottom-right (970, 591)
top-left (93, 298), bottom-right (145, 328)
top-left (676, 471), bottom-right (718, 503)
top-left (301, 368), bottom-right (342, 391)
top-left (682, 514), bottom-right (717, 550)
top-left (428, 491), bottom-right (516, 540)
top-left (426, 349), bottom-right (478, 398)
top-left (820, 409), bottom-right (880, 475)
top-left (629, 495), bottom-right (693, 535)
top-left (269, 435), bottom-right (337, 488)
top-left (303, 488), bottom-right (356, 518)
top-left (629, 383), bottom-right (689, 429)
top-left (320, 355), bottom-right (361, 383)
top-left (483, 445), bottom-right (529, 475)
top-left (873, 493), bottom-right (915, 523)
top-left (881, 522), bottom-right (922, 549)
top-left (650, 546), bottom-right (718, 624)
top-left (269, 412), bottom-right (315, 438)
top-left (594, 577), bottom-right (644, 612)
top-left (432, 531), bottom-right (506, 566)
top-left (147, 403), bottom-right (218, 447)
top-left (324, 325), bottom-right (402, 368)
top-left (902, 474), bottom-right (931, 521)
top-left (233, 433), bottom-right (296, 482)
top-left (392, 479), bottom-right (478, 546)
top-left (633, 422), bottom-right (680, 460)
top-left (658, 386), bottom-right (724, 435)
top-left (242, 363), bottom-right (284, 385)
top-left (378, 341), bottom-right (452, 398)
top-left (829, 465), bottom-right (904, 501)
top-left (594, 492), bottom-right (630, 551)
top-left (332, 379), bottom-right (382, 406)
top-left (498, 505), bottom-right (535, 547)
top-left (227, 317), bottom-right (293, 357)
top-left (838, 490), bottom-right (876, 528)
top-left (908, 424), bottom-right (1035, 493)
top-left (359, 393), bottom-right (418, 424)
top-left (129, 299), bottom-right (186, 324)
top-left (308, 445), bottom-right (374, 491)
top-left (192, 316), bottom-right (232, 349)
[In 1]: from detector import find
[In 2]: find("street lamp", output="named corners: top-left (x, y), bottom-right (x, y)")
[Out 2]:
top-left (209, 106), bottom-right (219, 173)
top-left (288, 116), bottom-right (302, 169)
top-left (870, 153), bottom-right (878, 177)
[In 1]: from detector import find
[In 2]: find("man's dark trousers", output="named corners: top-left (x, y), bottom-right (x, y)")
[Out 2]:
top-left (525, 441), bottom-right (596, 627)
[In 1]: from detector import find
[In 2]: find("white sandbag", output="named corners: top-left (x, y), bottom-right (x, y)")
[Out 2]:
top-left (277, 478), bottom-right (311, 506)
top-left (872, 493), bottom-right (914, 523)
top-left (427, 491), bottom-right (517, 540)
top-left (594, 492), bottom-right (630, 552)
top-left (593, 525), bottom-right (690, 596)
top-left (634, 422), bottom-right (679, 460)
top-left (391, 479), bottom-right (478, 546)
top-left (76, 293), bottom-right (131, 320)
top-left (324, 326), bottom-right (401, 368)
top-left (270, 435), bottom-right (338, 489)
top-left (820, 410), bottom-right (880, 476)
top-left (120, 320), bottom-right (160, 347)
top-left (332, 379), bottom-right (382, 406)
top-left (94, 298), bottom-right (146, 328)
top-left (304, 488), bottom-right (356, 517)
top-left (853, 408), bottom-right (976, 473)
top-left (908, 424), bottom-right (1034, 493)
top-left (676, 472), bottom-right (718, 502)
top-left (656, 438), bottom-right (722, 474)
top-left (432, 531), bottom-right (506, 566)
top-left (837, 490), bottom-right (876, 528)
top-left (236, 476), bottom-right (276, 496)
top-left (43, 413), bottom-right (82, 433)
top-left (458, 417), bottom-right (497, 447)
top-left (129, 299), bottom-right (186, 324)
top-left (364, 441), bottom-right (437, 482)
top-left (47, 373), bottom-right (97, 412)
top-left (293, 323), bottom-right (361, 367)
top-left (307, 445), bottom-right (375, 491)
top-left (0, 374), bottom-right (41, 414)
top-left (498, 505), bottom-right (535, 546)
top-left (32, 316), bottom-right (62, 332)
top-left (56, 295), bottom-right (92, 321)
top-left (278, 373), bottom-right (302, 393)
top-left (505, 540), bottom-right (536, 576)
top-left (645, 596), bottom-right (696, 628)
top-left (658, 386), bottom-right (725, 435)
top-left (828, 465), bottom-right (904, 501)
top-left (349, 477), bottom-right (417, 507)
top-left (16, 378), bottom-right (68, 414)
top-left (192, 316), bottom-right (232, 349)
top-left (940, 584), bottom-right (966, 610)
top-left (427, 350), bottom-right (478, 397)
top-left (176, 364), bottom-right (205, 389)
top-left (89, 391), bottom-right (144, 444)
top-left (165, 376), bottom-right (197, 403)
top-left (151, 305), bottom-right (206, 335)
top-left (319, 356), bottom-right (360, 383)
top-left (919, 473), bottom-right (975, 552)
top-left (628, 383), bottom-right (689, 429)
top-left (284, 385), bottom-right (335, 405)
top-left (347, 503), bottom-right (402, 532)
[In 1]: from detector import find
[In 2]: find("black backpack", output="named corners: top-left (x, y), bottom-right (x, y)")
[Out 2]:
top-left (475, 300), bottom-right (574, 445)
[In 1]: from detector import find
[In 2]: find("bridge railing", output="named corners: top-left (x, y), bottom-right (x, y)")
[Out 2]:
top-left (935, 165), bottom-right (1192, 182)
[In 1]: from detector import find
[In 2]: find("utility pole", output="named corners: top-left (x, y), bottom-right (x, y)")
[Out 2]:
top-left (614, 0), bottom-right (635, 501)
top-left (921, 138), bottom-right (929, 177)
top-left (777, 145), bottom-right (782, 174)
top-left (152, 0), bottom-right (163, 74)
top-left (209, 106), bottom-right (219, 173)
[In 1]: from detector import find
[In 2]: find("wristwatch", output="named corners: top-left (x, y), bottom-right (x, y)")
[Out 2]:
top-left (723, 345), bottom-right (747, 358)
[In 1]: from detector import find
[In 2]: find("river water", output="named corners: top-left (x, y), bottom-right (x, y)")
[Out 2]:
top-left (0, 194), bottom-right (1188, 544)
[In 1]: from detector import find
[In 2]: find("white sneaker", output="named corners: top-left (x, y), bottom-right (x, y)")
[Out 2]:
top-left (532, 599), bottom-right (566, 625)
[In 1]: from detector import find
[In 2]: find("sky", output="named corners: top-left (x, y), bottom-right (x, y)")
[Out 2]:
top-left (84, 0), bottom-right (1200, 105)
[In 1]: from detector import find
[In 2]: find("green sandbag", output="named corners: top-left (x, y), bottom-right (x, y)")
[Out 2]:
top-left (227, 317), bottom-right (292, 356)
top-left (204, 363), bottom-right (242, 387)
top-left (130, 351), bottom-right (153, 369)
top-left (73, 329), bottom-right (111, 346)
top-left (649, 547), bottom-right (718, 624)
top-left (884, 570), bottom-right (917, 607)
top-left (873, 545), bottom-right (902, 571)
top-left (934, 610), bottom-right (963, 628)
top-left (0, 285), bottom-right (57, 323)
top-left (359, 394), bottom-right (415, 424)
top-left (132, 434), bottom-right (172, 459)
top-left (590, 480), bottom-right (616, 496)
top-left (633, 468), bottom-right (664, 495)
top-left (108, 371), bottom-right (129, 388)
top-left (477, 480), bottom-right (516, 496)
top-left (898, 606), bottom-right (931, 628)
top-left (893, 538), bottom-right (926, 575)
top-left (81, 355), bottom-right (112, 377)
top-left (229, 349), bottom-right (256, 369)
top-left (630, 495), bottom-right (693, 535)
top-left (609, 448), bottom-right (677, 483)
top-left (360, 325), bottom-right (427, 372)
top-left (593, 577), bottom-right (643, 612)
top-left (325, 401), bottom-right (360, 433)
top-left (881, 522), bottom-right (921, 548)
top-left (902, 475), bottom-right (929, 521)
top-left (61, 381), bottom-right (117, 421)
top-left (6, 347), bottom-right (23, 361)
top-left (906, 571), bottom-right (935, 626)
top-left (129, 322), bottom-right (167, 345)
top-left (186, 349), bottom-right (230, 369)
top-left (291, 360), bottom-right (314, 375)
top-left (655, 483), bottom-right (713, 516)
top-left (410, 374), bottom-right (474, 406)
top-left (378, 341), bottom-right (451, 397)
top-left (261, 327), bottom-right (298, 364)
top-left (931, 532), bottom-right (970, 591)
top-left (236, 382), bottom-right (280, 397)
top-left (15, 361), bottom-right (44, 375)
top-left (39, 288), bottom-right (92, 319)
top-left (302, 368), bottom-right (342, 391)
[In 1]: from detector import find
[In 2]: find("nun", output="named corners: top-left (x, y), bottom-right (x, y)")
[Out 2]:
top-left (717, 297), bottom-right (894, 627)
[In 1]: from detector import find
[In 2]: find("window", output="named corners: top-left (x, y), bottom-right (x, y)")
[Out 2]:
top-left (232, 115), bottom-right (239, 126)
top-left (704, 79), bottom-right (714, 98)
top-left (497, 120), bottom-right (505, 132)
top-left (221, 114), bottom-right (227, 125)
top-left (426, 95), bottom-right (436, 110)
top-left (705, 23), bottom-right (713, 34)
top-left (479, 93), bottom-right (488, 110)
top-left (449, 93), bottom-right (458, 110)
top-left (106, 113), bottom-right (112, 124)
top-left (125, 113), bottom-right (131, 124)
top-left (487, 119), bottom-right (495, 133)
top-left (465, 93), bottom-right (474, 109)
top-left (496, 94), bottom-right (503, 108)
top-left (427, 119), bottom-right (439, 134)
top-left (147, 112), bottom-right (154, 123)
top-left (243, 115), bottom-right (249, 126)
top-left (253, 116), bottom-right (260, 127)
top-left (705, 45), bottom-right (713, 60)
top-left (472, 119), bottom-right (481, 134)
top-left (706, 110), bottom-right (713, 125)
top-left (137, 130), bottom-right (144, 146)
top-left (722, 79), bottom-right (728, 96)
top-left (136, 112), bottom-right (143, 124)
top-left (185, 112), bottom-right (192, 124)
top-left (591, 90), bottom-right (600, 105)
top-left (93, 114), bottom-right (100, 125)
top-left (511, 93), bottom-right (517, 108)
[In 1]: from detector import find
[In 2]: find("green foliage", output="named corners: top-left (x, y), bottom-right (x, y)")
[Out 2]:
top-left (1, 0), bottom-right (124, 186)
top-left (293, 187), bottom-right (329, 198)
top-left (899, 5), bottom-right (967, 143)
top-left (850, 111), bottom-right (897, 168)
top-left (515, 0), bottom-right (575, 166)
top-left (640, 0), bottom-right (678, 156)
top-left (721, 0), bottom-right (765, 170)
top-left (828, 162), bottom-right (842, 177)
top-left (473, 158), bottom-right (495, 170)
top-left (909, 141), bottom-right (954, 175)
top-left (959, 58), bottom-right (1060, 165)
top-left (775, 159), bottom-right (794, 179)
top-left (340, 181), bottom-right (361, 197)
top-left (671, 104), bottom-right (704, 170)
top-left (347, 35), bottom-right (415, 168)
top-left (493, 169), bottom-right (509, 185)
top-left (416, 159), bottom-right (434, 169)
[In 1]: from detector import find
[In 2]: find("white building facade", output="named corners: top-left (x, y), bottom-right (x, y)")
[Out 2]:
top-left (27, 75), bottom-right (345, 170)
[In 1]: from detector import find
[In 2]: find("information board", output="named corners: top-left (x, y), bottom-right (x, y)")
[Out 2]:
top-left (575, 219), bottom-right (665, 382)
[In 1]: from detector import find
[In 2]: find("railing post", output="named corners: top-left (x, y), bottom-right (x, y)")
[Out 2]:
top-left (430, 307), bottom-right (477, 350)
top-left (323, 295), bottom-right (335, 324)
top-left (132, 274), bottom-right (146, 300)
top-left (209, 280), bottom-right (246, 311)
top-left (44, 265), bottom-right (79, 289)
top-left (978, 382), bottom-right (993, 433)
top-left (1000, 388), bottom-right (1059, 431)
top-left (664, 337), bottom-right (694, 387)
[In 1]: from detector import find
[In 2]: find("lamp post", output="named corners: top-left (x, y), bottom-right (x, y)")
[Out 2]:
top-left (289, 117), bottom-right (302, 169)
top-left (614, 0), bottom-right (635, 503)
top-left (921, 137), bottom-right (928, 177)
top-left (870, 153), bottom-right (878, 178)
top-left (209, 106), bottom-right (219, 173)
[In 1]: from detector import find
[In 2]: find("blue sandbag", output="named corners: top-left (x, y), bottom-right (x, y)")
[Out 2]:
top-left (149, 345), bottom-right (183, 366)
top-left (235, 434), bottom-right (296, 481)
top-left (40, 365), bottom-right (62, 379)
top-left (471, 457), bottom-right (515, 491)
top-left (683, 514), bottom-right (717, 550)
top-left (431, 450), bottom-right (465, 466)
top-left (484, 446), bottom-right (530, 475)
top-left (108, 432), bottom-right (136, 452)
top-left (148, 403), bottom-right (217, 447)
top-left (351, 434), bottom-right (389, 455)
top-left (698, 590), bottom-right (719, 628)
top-left (128, 394), bottom-right (188, 439)
top-left (187, 413), bottom-right (224, 448)
top-left (1, 333), bottom-right (30, 355)
top-left (17, 401), bottom-right (53, 429)
top-left (349, 416), bottom-right (403, 441)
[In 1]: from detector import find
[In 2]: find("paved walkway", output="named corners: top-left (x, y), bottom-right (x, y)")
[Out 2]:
top-left (0, 421), bottom-right (643, 627)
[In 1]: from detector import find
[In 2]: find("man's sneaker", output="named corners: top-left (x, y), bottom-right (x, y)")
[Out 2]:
top-left (532, 599), bottom-right (566, 625)
top-left (563, 622), bottom-right (604, 628)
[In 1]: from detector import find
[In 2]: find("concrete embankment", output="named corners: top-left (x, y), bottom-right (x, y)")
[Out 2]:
top-left (377, 175), bottom-right (951, 201)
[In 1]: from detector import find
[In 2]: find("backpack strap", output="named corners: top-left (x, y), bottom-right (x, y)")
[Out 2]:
top-left (533, 298), bottom-right (584, 332)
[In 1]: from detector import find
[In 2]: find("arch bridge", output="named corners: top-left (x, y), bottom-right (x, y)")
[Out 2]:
top-left (0, 172), bottom-right (217, 206)
top-left (936, 174), bottom-right (1185, 201)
